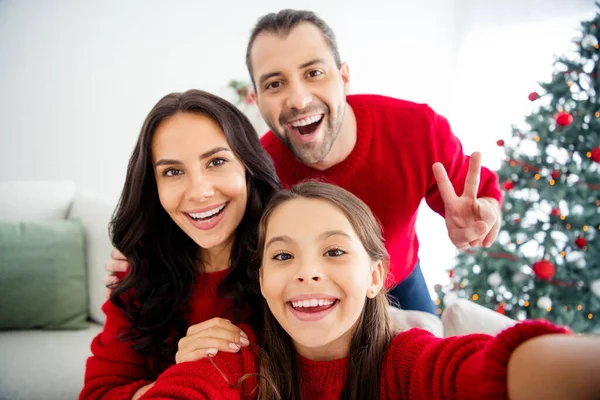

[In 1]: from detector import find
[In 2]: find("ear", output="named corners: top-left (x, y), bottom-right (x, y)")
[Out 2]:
top-left (249, 90), bottom-right (257, 104)
top-left (366, 260), bottom-right (384, 299)
top-left (340, 62), bottom-right (350, 95)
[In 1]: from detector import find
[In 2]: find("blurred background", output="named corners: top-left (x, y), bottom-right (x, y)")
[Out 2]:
top-left (0, 0), bottom-right (596, 292)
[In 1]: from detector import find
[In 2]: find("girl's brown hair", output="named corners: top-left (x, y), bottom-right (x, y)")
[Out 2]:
top-left (254, 181), bottom-right (394, 400)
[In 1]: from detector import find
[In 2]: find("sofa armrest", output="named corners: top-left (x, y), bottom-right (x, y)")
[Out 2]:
top-left (69, 190), bottom-right (116, 325)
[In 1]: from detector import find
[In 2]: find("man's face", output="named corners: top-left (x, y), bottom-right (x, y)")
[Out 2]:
top-left (250, 23), bottom-right (350, 166)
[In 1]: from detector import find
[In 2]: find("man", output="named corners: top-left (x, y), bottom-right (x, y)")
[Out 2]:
top-left (106, 9), bottom-right (502, 316)
top-left (246, 9), bottom-right (502, 314)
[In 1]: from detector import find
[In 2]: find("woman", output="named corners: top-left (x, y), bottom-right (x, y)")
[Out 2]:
top-left (79, 89), bottom-right (280, 399)
top-left (140, 182), bottom-right (600, 400)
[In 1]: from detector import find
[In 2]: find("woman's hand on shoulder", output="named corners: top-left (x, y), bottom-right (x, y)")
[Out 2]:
top-left (176, 318), bottom-right (251, 363)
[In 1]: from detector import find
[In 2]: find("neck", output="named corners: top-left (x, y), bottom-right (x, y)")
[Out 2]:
top-left (309, 102), bottom-right (356, 171)
top-left (199, 237), bottom-right (233, 273)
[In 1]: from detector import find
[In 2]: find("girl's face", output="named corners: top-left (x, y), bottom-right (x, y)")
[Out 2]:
top-left (260, 198), bottom-right (384, 361)
top-left (152, 112), bottom-right (247, 253)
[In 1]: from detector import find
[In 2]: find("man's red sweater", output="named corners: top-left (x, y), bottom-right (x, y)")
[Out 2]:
top-left (140, 320), bottom-right (568, 399)
top-left (80, 269), bottom-right (233, 400)
top-left (261, 95), bottom-right (503, 285)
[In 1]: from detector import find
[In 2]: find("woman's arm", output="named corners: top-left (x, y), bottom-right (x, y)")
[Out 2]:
top-left (79, 300), bottom-right (153, 400)
top-left (140, 325), bottom-right (259, 400)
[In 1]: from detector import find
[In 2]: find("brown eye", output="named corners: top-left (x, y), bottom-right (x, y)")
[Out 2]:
top-left (208, 157), bottom-right (227, 168)
top-left (273, 252), bottom-right (292, 261)
top-left (266, 81), bottom-right (282, 90)
top-left (324, 248), bottom-right (345, 257)
top-left (163, 168), bottom-right (182, 177)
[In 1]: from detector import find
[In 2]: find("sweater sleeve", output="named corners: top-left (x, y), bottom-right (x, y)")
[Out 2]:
top-left (140, 326), bottom-right (259, 400)
top-left (381, 320), bottom-right (569, 400)
top-left (424, 108), bottom-right (503, 217)
top-left (79, 299), bottom-right (153, 400)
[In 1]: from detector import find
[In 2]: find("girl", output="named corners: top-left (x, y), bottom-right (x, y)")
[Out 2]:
top-left (79, 90), bottom-right (280, 399)
top-left (140, 181), bottom-right (600, 400)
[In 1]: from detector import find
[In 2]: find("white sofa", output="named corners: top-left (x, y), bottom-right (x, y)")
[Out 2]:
top-left (0, 181), bottom-right (113, 400)
top-left (0, 180), bottom-right (519, 400)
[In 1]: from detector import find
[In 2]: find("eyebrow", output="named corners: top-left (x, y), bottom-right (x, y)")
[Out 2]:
top-left (264, 230), bottom-right (351, 250)
top-left (318, 230), bottom-right (352, 241)
top-left (258, 58), bottom-right (326, 87)
top-left (154, 146), bottom-right (231, 167)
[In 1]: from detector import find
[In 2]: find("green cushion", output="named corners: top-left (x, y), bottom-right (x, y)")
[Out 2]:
top-left (0, 220), bottom-right (88, 330)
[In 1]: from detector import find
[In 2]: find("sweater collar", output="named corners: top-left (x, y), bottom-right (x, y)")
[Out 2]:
top-left (297, 353), bottom-right (348, 393)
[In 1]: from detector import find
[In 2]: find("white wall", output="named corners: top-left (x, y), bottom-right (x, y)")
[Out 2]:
top-left (0, 0), bottom-right (596, 291)
top-left (0, 0), bottom-right (456, 200)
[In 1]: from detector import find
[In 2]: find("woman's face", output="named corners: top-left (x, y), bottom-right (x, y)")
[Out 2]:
top-left (260, 197), bottom-right (383, 361)
top-left (152, 112), bottom-right (247, 253)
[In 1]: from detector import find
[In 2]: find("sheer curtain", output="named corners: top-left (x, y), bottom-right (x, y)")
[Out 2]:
top-left (418, 0), bottom-right (597, 295)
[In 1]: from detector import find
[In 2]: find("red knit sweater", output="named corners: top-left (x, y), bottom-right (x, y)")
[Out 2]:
top-left (140, 320), bottom-right (568, 400)
top-left (261, 95), bottom-right (503, 285)
top-left (80, 269), bottom-right (234, 400)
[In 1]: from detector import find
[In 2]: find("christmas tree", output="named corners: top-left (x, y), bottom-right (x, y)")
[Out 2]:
top-left (435, 8), bottom-right (600, 333)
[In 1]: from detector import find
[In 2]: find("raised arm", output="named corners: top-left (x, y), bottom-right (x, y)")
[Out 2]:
top-left (383, 320), bottom-right (599, 399)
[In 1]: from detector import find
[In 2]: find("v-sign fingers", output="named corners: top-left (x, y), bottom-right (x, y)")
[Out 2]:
top-left (432, 162), bottom-right (457, 204)
top-left (463, 152), bottom-right (482, 199)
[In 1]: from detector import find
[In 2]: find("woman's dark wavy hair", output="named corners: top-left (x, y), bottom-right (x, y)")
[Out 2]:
top-left (109, 89), bottom-right (280, 373)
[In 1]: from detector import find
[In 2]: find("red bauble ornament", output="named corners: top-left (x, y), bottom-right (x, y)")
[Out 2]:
top-left (496, 302), bottom-right (506, 315)
top-left (555, 112), bottom-right (573, 126)
top-left (514, 217), bottom-right (520, 223)
top-left (449, 269), bottom-right (455, 278)
top-left (551, 170), bottom-right (561, 180)
top-left (551, 208), bottom-right (561, 216)
top-left (575, 236), bottom-right (587, 248)
top-left (496, 139), bottom-right (505, 146)
top-left (503, 181), bottom-right (515, 190)
top-left (528, 92), bottom-right (539, 101)
top-left (533, 260), bottom-right (556, 281)
top-left (590, 146), bottom-right (600, 163)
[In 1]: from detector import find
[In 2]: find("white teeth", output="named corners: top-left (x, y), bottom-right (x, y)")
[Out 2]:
top-left (188, 204), bottom-right (226, 219)
top-left (290, 115), bottom-right (323, 127)
top-left (291, 298), bottom-right (335, 308)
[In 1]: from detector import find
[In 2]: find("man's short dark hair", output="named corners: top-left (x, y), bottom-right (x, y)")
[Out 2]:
top-left (246, 9), bottom-right (342, 87)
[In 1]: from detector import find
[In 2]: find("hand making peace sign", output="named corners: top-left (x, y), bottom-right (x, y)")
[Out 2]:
top-left (432, 152), bottom-right (501, 250)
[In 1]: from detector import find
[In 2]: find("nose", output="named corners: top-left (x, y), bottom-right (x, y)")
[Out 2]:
top-left (185, 172), bottom-right (215, 202)
top-left (285, 80), bottom-right (313, 110)
top-left (294, 258), bottom-right (323, 283)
